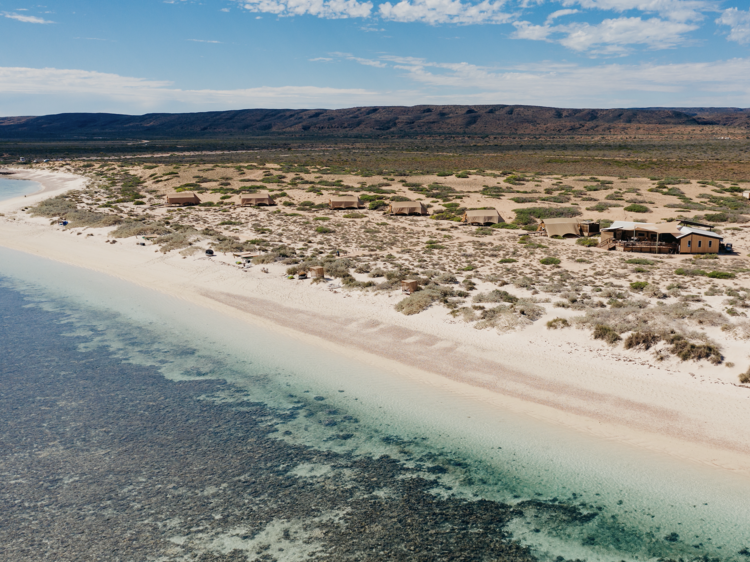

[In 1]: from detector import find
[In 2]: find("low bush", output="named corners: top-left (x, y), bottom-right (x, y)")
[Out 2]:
top-left (739, 368), bottom-right (750, 384)
top-left (395, 289), bottom-right (441, 315)
top-left (369, 200), bottom-right (388, 210)
top-left (315, 226), bottom-right (333, 234)
top-left (629, 281), bottom-right (649, 291)
top-left (624, 204), bottom-right (650, 213)
top-left (626, 258), bottom-right (655, 265)
top-left (498, 258), bottom-right (517, 263)
top-left (668, 335), bottom-right (722, 364)
top-left (675, 268), bottom-right (707, 277)
top-left (707, 271), bottom-right (735, 279)
top-left (540, 257), bottom-right (561, 265)
top-left (624, 331), bottom-right (661, 350)
top-left (473, 289), bottom-right (518, 304)
top-left (343, 213), bottom-right (366, 219)
top-left (546, 317), bottom-right (570, 329)
top-left (593, 324), bottom-right (621, 344)
top-left (110, 221), bottom-right (170, 239)
top-left (576, 237), bottom-right (599, 247)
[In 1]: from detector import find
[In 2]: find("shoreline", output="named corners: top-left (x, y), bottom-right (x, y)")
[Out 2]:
top-left (2, 170), bottom-right (750, 479)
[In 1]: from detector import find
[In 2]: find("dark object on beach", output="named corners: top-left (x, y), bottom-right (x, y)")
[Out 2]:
top-left (137, 242), bottom-right (146, 246)
top-left (58, 220), bottom-right (68, 226)
top-left (205, 249), bottom-right (214, 256)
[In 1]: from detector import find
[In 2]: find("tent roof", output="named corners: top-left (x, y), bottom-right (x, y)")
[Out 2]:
top-left (330, 195), bottom-right (360, 201)
top-left (466, 209), bottom-right (500, 218)
top-left (603, 220), bottom-right (651, 231)
top-left (543, 218), bottom-right (580, 237)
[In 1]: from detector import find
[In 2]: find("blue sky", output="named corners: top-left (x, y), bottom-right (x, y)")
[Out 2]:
top-left (0, 0), bottom-right (749, 115)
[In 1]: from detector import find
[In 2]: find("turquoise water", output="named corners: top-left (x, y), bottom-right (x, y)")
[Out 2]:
top-left (1, 245), bottom-right (748, 561)
top-left (0, 177), bottom-right (42, 202)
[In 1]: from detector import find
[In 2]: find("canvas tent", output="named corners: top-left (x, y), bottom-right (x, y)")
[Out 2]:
top-left (166, 192), bottom-right (201, 206)
top-left (310, 266), bottom-right (325, 279)
top-left (743, 191), bottom-right (750, 200)
top-left (330, 195), bottom-right (362, 209)
top-left (389, 201), bottom-right (428, 215)
top-left (463, 209), bottom-right (502, 225)
top-left (540, 218), bottom-right (581, 237)
top-left (240, 193), bottom-right (275, 206)
top-left (401, 280), bottom-right (418, 294)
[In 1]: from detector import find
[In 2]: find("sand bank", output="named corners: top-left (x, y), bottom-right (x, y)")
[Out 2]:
top-left (1, 170), bottom-right (750, 478)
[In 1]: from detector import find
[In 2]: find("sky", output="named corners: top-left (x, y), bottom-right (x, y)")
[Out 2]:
top-left (0, 0), bottom-right (749, 115)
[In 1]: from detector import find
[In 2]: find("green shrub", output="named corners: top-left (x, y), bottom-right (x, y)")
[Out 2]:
top-left (546, 317), bottom-right (570, 330)
top-left (369, 200), bottom-right (388, 210)
top-left (395, 289), bottom-right (441, 315)
top-left (593, 324), bottom-right (621, 344)
top-left (315, 226), bottom-right (333, 234)
top-left (629, 281), bottom-right (649, 291)
top-left (313, 216), bottom-right (330, 221)
top-left (576, 237), bottom-right (598, 247)
top-left (473, 289), bottom-right (518, 304)
top-left (540, 257), bottom-right (561, 265)
top-left (498, 258), bottom-right (517, 263)
top-left (624, 204), bottom-right (650, 213)
top-left (707, 271), bottom-right (735, 279)
top-left (739, 368), bottom-right (750, 384)
top-left (626, 258), bottom-right (655, 265)
top-left (512, 206), bottom-right (581, 226)
top-left (675, 268), bottom-right (707, 276)
top-left (343, 213), bottom-right (366, 219)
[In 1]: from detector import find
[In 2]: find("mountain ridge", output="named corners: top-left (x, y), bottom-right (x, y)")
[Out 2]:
top-left (1, 105), bottom-right (749, 139)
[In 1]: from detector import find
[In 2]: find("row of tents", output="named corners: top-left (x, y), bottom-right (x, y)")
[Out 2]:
top-left (165, 192), bottom-right (505, 224)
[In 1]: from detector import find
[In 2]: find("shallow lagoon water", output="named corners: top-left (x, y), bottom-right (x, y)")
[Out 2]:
top-left (1, 245), bottom-right (749, 561)
top-left (0, 177), bottom-right (42, 202)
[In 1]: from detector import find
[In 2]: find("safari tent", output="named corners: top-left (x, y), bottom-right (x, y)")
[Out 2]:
top-left (743, 191), bottom-right (750, 200)
top-left (389, 201), bottom-right (428, 215)
top-left (166, 192), bottom-right (201, 206)
top-left (310, 266), bottom-right (325, 279)
top-left (240, 193), bottom-right (275, 206)
top-left (463, 209), bottom-right (502, 225)
top-left (539, 218), bottom-right (582, 237)
top-left (329, 195), bottom-right (362, 209)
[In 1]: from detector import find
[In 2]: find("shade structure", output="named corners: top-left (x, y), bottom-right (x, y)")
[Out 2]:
top-left (330, 195), bottom-right (362, 209)
top-left (541, 218), bottom-right (581, 237)
top-left (166, 192), bottom-right (201, 206)
top-left (240, 193), bottom-right (275, 206)
top-left (310, 266), bottom-right (325, 278)
top-left (401, 279), bottom-right (418, 294)
top-left (464, 209), bottom-right (502, 224)
top-left (389, 201), bottom-right (428, 215)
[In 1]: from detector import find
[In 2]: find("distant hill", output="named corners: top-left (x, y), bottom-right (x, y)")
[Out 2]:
top-left (1, 105), bottom-right (748, 139)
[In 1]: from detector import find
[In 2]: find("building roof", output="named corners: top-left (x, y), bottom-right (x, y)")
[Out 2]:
top-left (602, 221), bottom-right (650, 231)
top-left (676, 227), bottom-right (723, 240)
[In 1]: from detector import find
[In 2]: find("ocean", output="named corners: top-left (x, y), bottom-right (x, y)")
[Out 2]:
top-left (0, 177), bottom-right (42, 202)
top-left (0, 244), bottom-right (748, 561)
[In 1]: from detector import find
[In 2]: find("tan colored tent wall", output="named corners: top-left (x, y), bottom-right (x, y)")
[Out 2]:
top-left (543, 219), bottom-right (580, 237)
top-left (390, 201), bottom-right (427, 215)
top-left (330, 196), bottom-right (362, 209)
top-left (679, 234), bottom-right (719, 254)
top-left (310, 266), bottom-right (325, 278)
top-left (464, 209), bottom-right (502, 224)
top-left (744, 191), bottom-right (750, 200)
top-left (240, 194), bottom-right (275, 206)
top-left (166, 193), bottom-right (201, 206)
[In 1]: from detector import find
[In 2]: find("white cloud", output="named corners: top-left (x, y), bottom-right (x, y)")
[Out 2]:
top-left (513, 16), bottom-right (697, 54)
top-left (378, 55), bottom-right (750, 106)
top-left (310, 56), bottom-right (334, 61)
top-left (717, 7), bottom-right (750, 44)
top-left (237, 0), bottom-right (373, 18)
top-left (0, 67), bottom-right (381, 114)
top-left (545, 8), bottom-right (579, 23)
top-left (188, 39), bottom-right (223, 43)
top-left (559, 0), bottom-right (711, 22)
top-left (3, 12), bottom-right (54, 23)
top-left (378, 0), bottom-right (512, 24)
top-left (331, 52), bottom-right (389, 66)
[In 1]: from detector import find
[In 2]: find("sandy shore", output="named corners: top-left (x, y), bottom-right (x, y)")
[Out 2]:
top-left (2, 170), bottom-right (750, 478)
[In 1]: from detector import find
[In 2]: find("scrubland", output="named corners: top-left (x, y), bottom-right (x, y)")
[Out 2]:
top-left (18, 157), bottom-right (750, 381)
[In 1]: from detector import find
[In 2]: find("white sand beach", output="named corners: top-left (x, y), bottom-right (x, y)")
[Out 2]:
top-left (2, 168), bottom-right (750, 479)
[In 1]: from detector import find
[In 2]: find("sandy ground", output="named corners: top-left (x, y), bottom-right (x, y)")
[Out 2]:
top-left (2, 169), bottom-right (750, 479)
